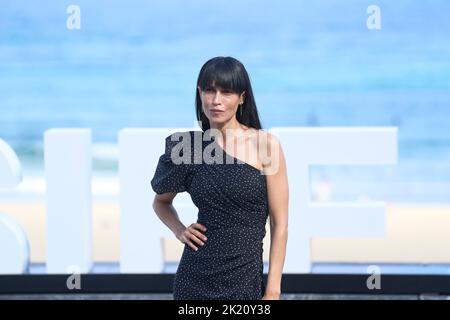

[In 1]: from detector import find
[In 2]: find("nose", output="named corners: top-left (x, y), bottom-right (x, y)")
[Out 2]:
top-left (212, 91), bottom-right (222, 104)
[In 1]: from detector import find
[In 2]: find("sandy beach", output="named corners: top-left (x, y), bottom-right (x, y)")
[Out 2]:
top-left (1, 202), bottom-right (450, 265)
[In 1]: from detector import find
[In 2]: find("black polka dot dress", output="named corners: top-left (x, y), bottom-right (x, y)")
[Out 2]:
top-left (151, 130), bottom-right (269, 300)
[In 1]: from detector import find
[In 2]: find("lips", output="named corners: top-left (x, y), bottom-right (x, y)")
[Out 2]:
top-left (210, 109), bottom-right (224, 113)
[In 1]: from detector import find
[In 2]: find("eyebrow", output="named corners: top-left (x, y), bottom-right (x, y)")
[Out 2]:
top-left (204, 86), bottom-right (233, 92)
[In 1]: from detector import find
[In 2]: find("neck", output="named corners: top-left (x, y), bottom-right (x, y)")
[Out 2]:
top-left (208, 116), bottom-right (247, 144)
top-left (209, 116), bottom-right (244, 135)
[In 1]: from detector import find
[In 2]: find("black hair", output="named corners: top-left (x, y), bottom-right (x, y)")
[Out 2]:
top-left (195, 56), bottom-right (262, 131)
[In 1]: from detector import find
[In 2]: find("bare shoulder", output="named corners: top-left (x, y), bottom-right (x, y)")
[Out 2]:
top-left (252, 129), bottom-right (281, 149)
top-left (250, 130), bottom-right (285, 176)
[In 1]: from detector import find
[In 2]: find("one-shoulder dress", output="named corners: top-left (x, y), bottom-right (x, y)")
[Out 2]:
top-left (151, 130), bottom-right (269, 300)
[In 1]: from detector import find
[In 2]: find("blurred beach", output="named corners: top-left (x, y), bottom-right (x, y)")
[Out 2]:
top-left (1, 0), bottom-right (450, 202)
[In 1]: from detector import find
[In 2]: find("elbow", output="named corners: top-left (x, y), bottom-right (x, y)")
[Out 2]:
top-left (152, 194), bottom-right (173, 212)
top-left (270, 221), bottom-right (288, 236)
top-left (269, 217), bottom-right (288, 231)
top-left (152, 196), bottom-right (162, 212)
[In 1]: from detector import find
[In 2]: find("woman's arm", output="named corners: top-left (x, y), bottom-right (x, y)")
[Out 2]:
top-left (153, 192), bottom-right (185, 237)
top-left (153, 193), bottom-right (207, 251)
top-left (262, 133), bottom-right (289, 300)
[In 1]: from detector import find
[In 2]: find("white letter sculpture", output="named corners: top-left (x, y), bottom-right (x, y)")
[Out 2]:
top-left (44, 129), bottom-right (92, 273)
top-left (271, 127), bottom-right (397, 273)
top-left (0, 139), bottom-right (29, 274)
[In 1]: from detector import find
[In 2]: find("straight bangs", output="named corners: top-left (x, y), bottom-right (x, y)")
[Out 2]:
top-left (197, 59), bottom-right (245, 94)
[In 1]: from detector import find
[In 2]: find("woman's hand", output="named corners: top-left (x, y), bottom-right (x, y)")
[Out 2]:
top-left (176, 223), bottom-right (208, 251)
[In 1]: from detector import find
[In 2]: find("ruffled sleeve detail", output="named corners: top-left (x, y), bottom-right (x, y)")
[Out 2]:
top-left (151, 132), bottom-right (194, 194)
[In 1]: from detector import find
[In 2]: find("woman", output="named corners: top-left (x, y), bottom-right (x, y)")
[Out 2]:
top-left (151, 56), bottom-right (288, 300)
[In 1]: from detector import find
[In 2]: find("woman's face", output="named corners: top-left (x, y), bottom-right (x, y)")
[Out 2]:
top-left (198, 83), bottom-right (245, 126)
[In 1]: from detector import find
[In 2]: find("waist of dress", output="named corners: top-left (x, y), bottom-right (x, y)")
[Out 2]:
top-left (190, 224), bottom-right (265, 253)
top-left (197, 223), bottom-right (266, 235)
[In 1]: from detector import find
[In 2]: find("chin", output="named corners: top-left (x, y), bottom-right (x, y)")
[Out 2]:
top-left (209, 116), bottom-right (228, 125)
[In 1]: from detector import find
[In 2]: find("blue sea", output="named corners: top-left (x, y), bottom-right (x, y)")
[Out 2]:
top-left (1, 0), bottom-right (450, 202)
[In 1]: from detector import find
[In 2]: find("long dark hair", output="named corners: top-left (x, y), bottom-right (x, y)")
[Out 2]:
top-left (195, 56), bottom-right (263, 131)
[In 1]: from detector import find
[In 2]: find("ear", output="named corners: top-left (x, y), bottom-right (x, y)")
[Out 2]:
top-left (240, 91), bottom-right (246, 104)
top-left (197, 86), bottom-right (202, 95)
